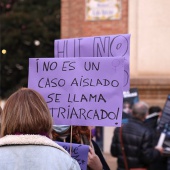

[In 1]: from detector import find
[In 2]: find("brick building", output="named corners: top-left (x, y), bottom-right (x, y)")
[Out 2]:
top-left (61, 0), bottom-right (128, 38)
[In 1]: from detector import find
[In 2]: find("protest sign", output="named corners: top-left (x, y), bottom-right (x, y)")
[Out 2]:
top-left (56, 142), bottom-right (89, 170)
top-left (54, 34), bottom-right (130, 90)
top-left (157, 94), bottom-right (170, 131)
top-left (28, 57), bottom-right (124, 126)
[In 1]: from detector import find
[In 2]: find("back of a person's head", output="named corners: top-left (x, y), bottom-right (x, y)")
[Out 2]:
top-left (149, 106), bottom-right (162, 115)
top-left (1, 88), bottom-right (53, 137)
top-left (132, 101), bottom-right (149, 120)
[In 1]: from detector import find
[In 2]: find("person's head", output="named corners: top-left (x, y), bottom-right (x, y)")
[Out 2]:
top-left (149, 106), bottom-right (162, 117)
top-left (1, 88), bottom-right (53, 137)
top-left (123, 101), bottom-right (132, 114)
top-left (132, 101), bottom-right (149, 121)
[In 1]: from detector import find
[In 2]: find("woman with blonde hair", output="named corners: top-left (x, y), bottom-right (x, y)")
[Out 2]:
top-left (0, 88), bottom-right (80, 170)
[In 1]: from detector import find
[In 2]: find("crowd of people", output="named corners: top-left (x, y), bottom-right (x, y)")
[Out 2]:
top-left (0, 87), bottom-right (169, 170)
top-left (110, 101), bottom-right (165, 170)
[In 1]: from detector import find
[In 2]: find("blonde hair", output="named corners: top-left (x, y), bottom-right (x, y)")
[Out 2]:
top-left (1, 88), bottom-right (53, 137)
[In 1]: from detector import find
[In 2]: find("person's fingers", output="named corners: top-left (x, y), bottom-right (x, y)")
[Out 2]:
top-left (88, 147), bottom-right (94, 159)
top-left (155, 146), bottom-right (163, 153)
top-left (89, 146), bottom-right (95, 154)
top-left (88, 146), bottom-right (99, 164)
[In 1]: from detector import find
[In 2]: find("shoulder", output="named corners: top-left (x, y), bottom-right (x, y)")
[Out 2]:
top-left (0, 135), bottom-right (68, 154)
top-left (0, 141), bottom-right (80, 170)
top-left (0, 145), bottom-right (80, 170)
top-left (123, 119), bottom-right (152, 137)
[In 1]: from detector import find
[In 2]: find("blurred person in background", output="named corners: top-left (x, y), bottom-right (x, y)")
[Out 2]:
top-left (123, 101), bottom-right (132, 115)
top-left (122, 101), bottom-right (132, 124)
top-left (52, 125), bottom-right (110, 170)
top-left (0, 88), bottom-right (80, 170)
top-left (110, 101), bottom-right (163, 170)
top-left (145, 106), bottom-right (167, 170)
top-left (144, 106), bottom-right (162, 132)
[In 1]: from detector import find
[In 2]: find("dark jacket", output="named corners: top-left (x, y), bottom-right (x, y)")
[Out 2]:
top-left (144, 115), bottom-right (159, 130)
top-left (110, 117), bottom-right (160, 170)
top-left (122, 112), bottom-right (132, 124)
top-left (145, 116), bottom-right (168, 170)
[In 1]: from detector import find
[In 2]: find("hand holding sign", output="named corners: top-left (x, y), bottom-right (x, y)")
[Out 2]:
top-left (56, 141), bottom-right (89, 170)
top-left (88, 146), bottom-right (103, 170)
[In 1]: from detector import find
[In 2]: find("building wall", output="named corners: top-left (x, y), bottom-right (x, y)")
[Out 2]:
top-left (61, 0), bottom-right (170, 153)
top-left (129, 0), bottom-right (170, 77)
top-left (129, 0), bottom-right (170, 108)
top-left (61, 0), bottom-right (128, 38)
